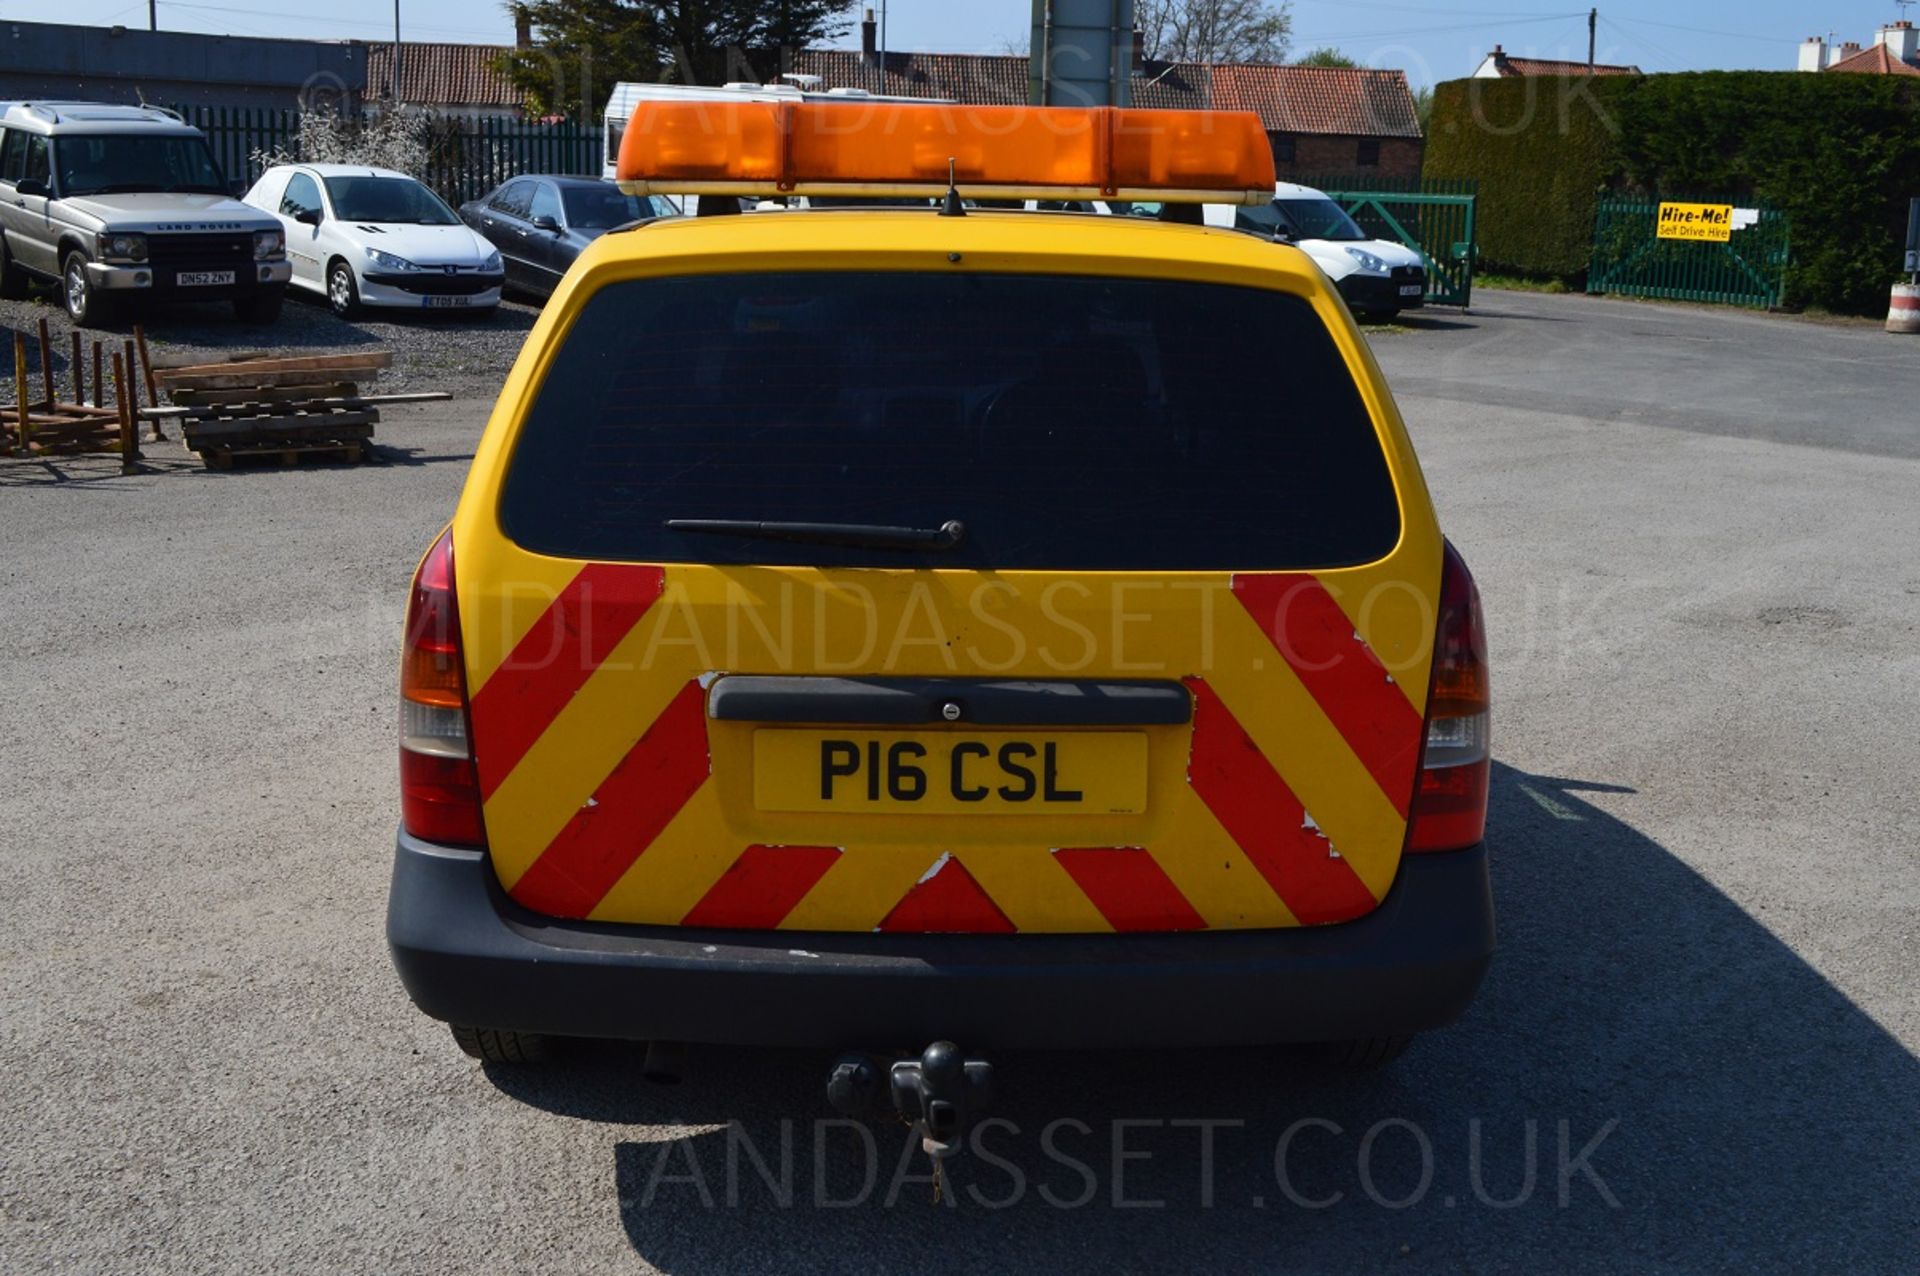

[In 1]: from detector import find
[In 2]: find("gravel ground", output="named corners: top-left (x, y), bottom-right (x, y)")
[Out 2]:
top-left (1, 290), bottom-right (1916, 1273)
top-left (0, 287), bottom-right (542, 402)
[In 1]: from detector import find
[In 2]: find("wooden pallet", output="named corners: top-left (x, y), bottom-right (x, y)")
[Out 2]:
top-left (181, 411), bottom-right (376, 442)
top-left (198, 439), bottom-right (367, 470)
top-left (144, 390), bottom-right (446, 421)
top-left (167, 381), bottom-right (362, 408)
top-left (156, 352), bottom-right (393, 392)
top-left (180, 412), bottom-right (375, 465)
top-left (150, 351), bottom-right (399, 470)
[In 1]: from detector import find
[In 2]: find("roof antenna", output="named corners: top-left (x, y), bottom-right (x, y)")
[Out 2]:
top-left (940, 157), bottom-right (966, 217)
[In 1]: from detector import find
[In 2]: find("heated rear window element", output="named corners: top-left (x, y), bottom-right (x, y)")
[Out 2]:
top-left (499, 272), bottom-right (1400, 571)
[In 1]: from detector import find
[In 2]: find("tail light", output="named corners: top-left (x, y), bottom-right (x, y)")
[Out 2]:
top-left (1406, 540), bottom-right (1490, 853)
top-left (400, 529), bottom-right (487, 847)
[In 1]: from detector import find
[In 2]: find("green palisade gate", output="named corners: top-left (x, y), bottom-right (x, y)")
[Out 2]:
top-left (1318, 190), bottom-right (1478, 308)
top-left (1588, 198), bottom-right (1791, 310)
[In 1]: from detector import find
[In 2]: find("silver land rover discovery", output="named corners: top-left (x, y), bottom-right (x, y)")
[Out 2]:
top-left (0, 102), bottom-right (292, 327)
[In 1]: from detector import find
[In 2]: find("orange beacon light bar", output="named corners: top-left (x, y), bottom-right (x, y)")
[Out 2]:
top-left (615, 101), bottom-right (1277, 205)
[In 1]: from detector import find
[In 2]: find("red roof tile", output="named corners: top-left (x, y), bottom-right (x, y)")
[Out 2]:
top-left (1212, 64), bottom-right (1421, 138)
top-left (788, 49), bottom-right (1422, 138)
top-left (366, 43), bottom-right (528, 108)
top-left (1123, 60), bottom-right (1213, 111)
top-left (1825, 43), bottom-right (1920, 76)
top-left (1490, 52), bottom-right (1639, 77)
top-left (788, 49), bottom-right (1031, 106)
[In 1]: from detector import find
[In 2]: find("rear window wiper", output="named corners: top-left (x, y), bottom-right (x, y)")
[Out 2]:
top-left (664, 519), bottom-right (966, 551)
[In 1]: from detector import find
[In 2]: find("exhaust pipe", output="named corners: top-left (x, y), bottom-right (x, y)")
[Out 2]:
top-left (643, 1039), bottom-right (687, 1084)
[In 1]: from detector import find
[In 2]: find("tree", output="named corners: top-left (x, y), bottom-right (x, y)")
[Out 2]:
top-left (496, 0), bottom-right (858, 118)
top-left (1294, 47), bottom-right (1356, 68)
top-left (1412, 84), bottom-right (1434, 129)
top-left (1135, 0), bottom-right (1292, 64)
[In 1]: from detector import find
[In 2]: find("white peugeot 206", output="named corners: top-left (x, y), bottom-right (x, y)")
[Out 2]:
top-left (244, 164), bottom-right (504, 317)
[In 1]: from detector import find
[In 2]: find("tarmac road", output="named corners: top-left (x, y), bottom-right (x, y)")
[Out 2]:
top-left (2, 290), bottom-right (1916, 1273)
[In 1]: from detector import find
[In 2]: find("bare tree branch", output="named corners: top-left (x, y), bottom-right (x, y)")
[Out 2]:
top-left (1136, 0), bottom-right (1292, 64)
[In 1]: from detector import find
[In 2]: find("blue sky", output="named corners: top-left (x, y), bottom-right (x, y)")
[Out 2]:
top-left (23, 1), bottom-right (1919, 87)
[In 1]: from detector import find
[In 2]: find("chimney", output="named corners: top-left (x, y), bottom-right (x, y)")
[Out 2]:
top-left (1797, 36), bottom-right (1827, 73)
top-left (514, 10), bottom-right (532, 50)
top-left (1132, 27), bottom-right (1145, 71)
top-left (1836, 40), bottom-right (1862, 63)
top-left (1878, 21), bottom-right (1919, 65)
top-left (1491, 44), bottom-right (1510, 72)
top-left (861, 8), bottom-right (877, 63)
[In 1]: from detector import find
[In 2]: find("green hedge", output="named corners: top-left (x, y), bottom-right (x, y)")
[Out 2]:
top-left (1424, 72), bottom-right (1920, 313)
top-left (1423, 76), bottom-right (1633, 279)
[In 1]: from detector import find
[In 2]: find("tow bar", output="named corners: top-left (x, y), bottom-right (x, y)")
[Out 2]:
top-left (828, 1041), bottom-right (994, 1159)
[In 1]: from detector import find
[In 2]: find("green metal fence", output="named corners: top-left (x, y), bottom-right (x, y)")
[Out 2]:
top-left (186, 105), bottom-right (296, 190)
top-left (1588, 197), bottom-right (1791, 309)
top-left (1316, 189), bottom-right (1478, 307)
top-left (417, 115), bottom-right (603, 207)
top-left (178, 106), bottom-right (603, 208)
top-left (1295, 174), bottom-right (1479, 199)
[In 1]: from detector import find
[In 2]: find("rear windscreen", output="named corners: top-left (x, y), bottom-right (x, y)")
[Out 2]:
top-left (499, 271), bottom-right (1400, 571)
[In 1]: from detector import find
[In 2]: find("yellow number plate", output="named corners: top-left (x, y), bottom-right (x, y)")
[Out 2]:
top-left (753, 730), bottom-right (1148, 815)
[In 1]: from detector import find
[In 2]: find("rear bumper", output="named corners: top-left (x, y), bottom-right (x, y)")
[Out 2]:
top-left (388, 832), bottom-right (1494, 1050)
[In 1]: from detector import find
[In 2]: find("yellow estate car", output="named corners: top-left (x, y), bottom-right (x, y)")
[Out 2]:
top-left (388, 101), bottom-right (1492, 1130)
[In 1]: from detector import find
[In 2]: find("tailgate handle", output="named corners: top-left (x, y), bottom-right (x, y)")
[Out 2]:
top-left (706, 677), bottom-right (1192, 726)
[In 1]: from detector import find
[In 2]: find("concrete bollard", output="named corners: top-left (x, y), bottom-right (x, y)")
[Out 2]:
top-left (1889, 283), bottom-right (1920, 334)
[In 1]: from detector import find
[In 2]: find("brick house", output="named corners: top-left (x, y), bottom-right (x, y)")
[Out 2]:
top-left (787, 46), bottom-right (1425, 181)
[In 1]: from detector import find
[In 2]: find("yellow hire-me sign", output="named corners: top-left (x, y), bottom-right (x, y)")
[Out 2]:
top-left (1658, 202), bottom-right (1735, 242)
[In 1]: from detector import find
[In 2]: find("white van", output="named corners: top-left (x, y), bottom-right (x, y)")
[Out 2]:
top-left (602, 80), bottom-right (948, 215)
top-left (1066, 182), bottom-right (1429, 320)
top-left (1208, 183), bottom-right (1429, 319)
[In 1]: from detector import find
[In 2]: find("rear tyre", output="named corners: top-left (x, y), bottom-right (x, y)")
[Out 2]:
top-left (327, 259), bottom-right (361, 318)
top-left (450, 1023), bottom-right (552, 1064)
top-left (1309, 1035), bottom-right (1414, 1069)
top-left (233, 288), bottom-right (284, 325)
top-left (63, 250), bottom-right (117, 328)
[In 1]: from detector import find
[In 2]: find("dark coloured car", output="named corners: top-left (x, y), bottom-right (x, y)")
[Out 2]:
top-left (459, 176), bottom-right (673, 300)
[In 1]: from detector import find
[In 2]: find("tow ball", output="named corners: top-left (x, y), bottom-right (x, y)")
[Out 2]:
top-left (828, 1041), bottom-right (994, 1157)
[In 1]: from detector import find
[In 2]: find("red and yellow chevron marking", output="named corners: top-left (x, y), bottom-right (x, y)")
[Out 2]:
top-left (1183, 677), bottom-right (1377, 925)
top-left (681, 845), bottom-right (843, 929)
top-left (461, 554), bottom-right (1437, 933)
top-left (1051, 847), bottom-right (1208, 932)
top-left (1230, 574), bottom-right (1423, 819)
top-left (879, 855), bottom-right (1016, 934)
top-left (469, 564), bottom-right (665, 801)
top-left (507, 679), bottom-right (710, 918)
